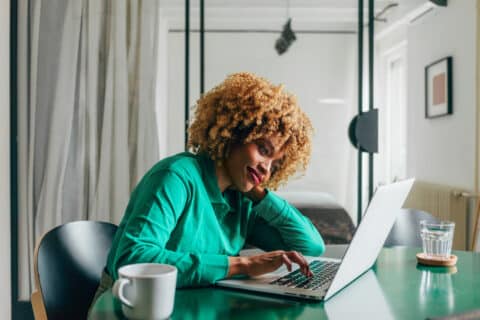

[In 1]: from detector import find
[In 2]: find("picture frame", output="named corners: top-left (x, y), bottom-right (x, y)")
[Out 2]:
top-left (425, 56), bottom-right (452, 119)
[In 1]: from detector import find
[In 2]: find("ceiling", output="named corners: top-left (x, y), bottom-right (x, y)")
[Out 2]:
top-left (158, 0), bottom-right (404, 31)
top-left (160, 0), bottom-right (386, 9)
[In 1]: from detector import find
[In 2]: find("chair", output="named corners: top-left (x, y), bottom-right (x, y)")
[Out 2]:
top-left (384, 209), bottom-right (439, 247)
top-left (31, 220), bottom-right (118, 320)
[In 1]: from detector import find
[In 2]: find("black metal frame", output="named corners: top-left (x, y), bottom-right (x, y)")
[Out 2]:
top-left (200, 0), bottom-right (205, 96)
top-left (184, 0), bottom-right (205, 151)
top-left (356, 0), bottom-right (375, 224)
top-left (10, 0), bottom-right (34, 318)
top-left (368, 0), bottom-right (375, 202)
top-left (424, 56), bottom-right (453, 119)
top-left (357, 0), bottom-right (364, 225)
top-left (184, 0), bottom-right (190, 150)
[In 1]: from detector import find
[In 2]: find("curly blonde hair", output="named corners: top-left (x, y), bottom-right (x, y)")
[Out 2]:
top-left (188, 72), bottom-right (313, 189)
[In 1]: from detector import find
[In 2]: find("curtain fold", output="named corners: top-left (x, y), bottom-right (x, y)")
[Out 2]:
top-left (17, 0), bottom-right (164, 299)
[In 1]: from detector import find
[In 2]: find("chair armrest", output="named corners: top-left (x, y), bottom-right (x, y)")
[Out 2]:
top-left (31, 290), bottom-right (47, 320)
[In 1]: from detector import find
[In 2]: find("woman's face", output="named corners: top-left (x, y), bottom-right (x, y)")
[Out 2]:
top-left (220, 136), bottom-right (285, 192)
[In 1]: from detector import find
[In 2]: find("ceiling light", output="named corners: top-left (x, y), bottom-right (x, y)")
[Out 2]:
top-left (317, 98), bottom-right (346, 105)
top-left (275, 18), bottom-right (296, 55)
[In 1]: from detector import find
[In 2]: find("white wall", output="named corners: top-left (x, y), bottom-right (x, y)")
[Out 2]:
top-left (0, 0), bottom-right (11, 318)
top-left (406, 0), bottom-right (477, 191)
top-left (375, 24), bottom-right (408, 188)
top-left (167, 31), bottom-right (359, 219)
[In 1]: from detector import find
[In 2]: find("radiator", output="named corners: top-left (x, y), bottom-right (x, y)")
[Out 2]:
top-left (403, 180), bottom-right (469, 250)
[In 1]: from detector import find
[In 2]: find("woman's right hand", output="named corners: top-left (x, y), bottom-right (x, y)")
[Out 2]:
top-left (227, 250), bottom-right (313, 278)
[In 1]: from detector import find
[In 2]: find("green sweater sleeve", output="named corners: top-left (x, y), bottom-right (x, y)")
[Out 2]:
top-left (248, 191), bottom-right (325, 256)
top-left (111, 170), bottom-right (229, 287)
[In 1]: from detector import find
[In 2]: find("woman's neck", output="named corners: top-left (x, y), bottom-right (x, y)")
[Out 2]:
top-left (215, 163), bottom-right (231, 193)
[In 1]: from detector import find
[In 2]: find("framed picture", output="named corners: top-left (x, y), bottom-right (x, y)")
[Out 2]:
top-left (425, 56), bottom-right (452, 118)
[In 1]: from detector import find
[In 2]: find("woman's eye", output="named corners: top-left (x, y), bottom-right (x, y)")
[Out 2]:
top-left (271, 159), bottom-right (283, 174)
top-left (271, 165), bottom-right (279, 174)
top-left (259, 144), bottom-right (269, 155)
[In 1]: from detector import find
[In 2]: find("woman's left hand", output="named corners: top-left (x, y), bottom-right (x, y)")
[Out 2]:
top-left (244, 186), bottom-right (267, 203)
top-left (227, 250), bottom-right (313, 278)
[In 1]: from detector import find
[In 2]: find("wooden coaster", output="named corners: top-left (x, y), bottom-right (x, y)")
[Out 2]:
top-left (416, 253), bottom-right (457, 267)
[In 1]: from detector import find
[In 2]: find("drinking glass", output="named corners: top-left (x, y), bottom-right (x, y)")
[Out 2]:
top-left (420, 220), bottom-right (455, 258)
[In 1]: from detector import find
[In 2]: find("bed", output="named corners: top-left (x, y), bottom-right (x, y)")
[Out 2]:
top-left (276, 191), bottom-right (355, 245)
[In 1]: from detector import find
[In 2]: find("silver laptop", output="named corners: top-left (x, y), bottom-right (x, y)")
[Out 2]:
top-left (324, 270), bottom-right (395, 319)
top-left (216, 179), bottom-right (415, 301)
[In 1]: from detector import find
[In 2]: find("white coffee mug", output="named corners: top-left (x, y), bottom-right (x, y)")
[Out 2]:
top-left (112, 263), bottom-right (177, 320)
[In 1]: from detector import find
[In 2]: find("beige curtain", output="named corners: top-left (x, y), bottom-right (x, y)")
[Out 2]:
top-left (17, 0), bottom-right (166, 299)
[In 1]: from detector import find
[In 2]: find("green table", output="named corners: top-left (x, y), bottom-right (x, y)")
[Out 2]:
top-left (89, 246), bottom-right (480, 319)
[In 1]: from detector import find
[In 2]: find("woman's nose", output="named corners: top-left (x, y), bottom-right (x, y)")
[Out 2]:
top-left (258, 159), bottom-right (272, 175)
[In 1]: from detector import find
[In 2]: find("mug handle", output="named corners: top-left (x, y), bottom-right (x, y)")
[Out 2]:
top-left (112, 278), bottom-right (133, 308)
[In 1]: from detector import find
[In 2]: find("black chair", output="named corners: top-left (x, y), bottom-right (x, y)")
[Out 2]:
top-left (31, 220), bottom-right (117, 320)
top-left (384, 209), bottom-right (439, 247)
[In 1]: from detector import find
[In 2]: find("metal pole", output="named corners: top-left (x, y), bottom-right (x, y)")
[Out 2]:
top-left (200, 0), bottom-right (205, 95)
top-left (185, 0), bottom-right (190, 150)
top-left (10, 0), bottom-right (19, 316)
top-left (368, 0), bottom-right (374, 201)
top-left (357, 0), bottom-right (364, 224)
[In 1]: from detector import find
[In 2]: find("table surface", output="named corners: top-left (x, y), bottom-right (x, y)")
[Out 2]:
top-left (89, 246), bottom-right (480, 320)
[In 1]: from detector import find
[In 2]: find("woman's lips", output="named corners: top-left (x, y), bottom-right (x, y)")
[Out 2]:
top-left (247, 167), bottom-right (261, 185)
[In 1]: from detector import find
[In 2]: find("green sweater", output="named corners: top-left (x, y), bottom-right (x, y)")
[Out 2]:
top-left (106, 152), bottom-right (325, 287)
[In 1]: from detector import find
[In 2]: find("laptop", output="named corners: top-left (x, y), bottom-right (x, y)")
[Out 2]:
top-left (216, 179), bottom-right (415, 301)
top-left (324, 270), bottom-right (395, 319)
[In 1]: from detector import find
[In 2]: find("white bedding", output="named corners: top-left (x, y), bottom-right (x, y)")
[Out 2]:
top-left (275, 191), bottom-right (342, 209)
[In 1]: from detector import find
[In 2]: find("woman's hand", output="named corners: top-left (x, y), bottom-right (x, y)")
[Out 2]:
top-left (244, 185), bottom-right (267, 203)
top-left (228, 250), bottom-right (313, 278)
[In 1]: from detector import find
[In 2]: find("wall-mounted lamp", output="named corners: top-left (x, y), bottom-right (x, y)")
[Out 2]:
top-left (275, 18), bottom-right (296, 55)
top-left (348, 109), bottom-right (378, 153)
top-left (430, 0), bottom-right (447, 6)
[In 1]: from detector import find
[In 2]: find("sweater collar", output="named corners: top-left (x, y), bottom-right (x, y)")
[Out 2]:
top-left (197, 153), bottom-right (229, 206)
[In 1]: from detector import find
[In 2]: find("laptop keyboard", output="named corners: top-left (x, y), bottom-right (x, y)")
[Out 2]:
top-left (269, 260), bottom-right (340, 291)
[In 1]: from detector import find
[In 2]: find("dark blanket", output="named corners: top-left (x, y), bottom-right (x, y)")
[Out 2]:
top-left (297, 207), bottom-right (355, 244)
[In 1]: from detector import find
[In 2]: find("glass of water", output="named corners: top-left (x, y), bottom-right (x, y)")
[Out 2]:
top-left (420, 220), bottom-right (455, 259)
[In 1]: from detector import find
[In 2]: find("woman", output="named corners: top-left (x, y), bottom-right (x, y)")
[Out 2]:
top-left (93, 72), bottom-right (324, 303)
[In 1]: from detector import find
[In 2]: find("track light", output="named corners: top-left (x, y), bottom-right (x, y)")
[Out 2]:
top-left (275, 18), bottom-right (296, 55)
top-left (430, 0), bottom-right (447, 6)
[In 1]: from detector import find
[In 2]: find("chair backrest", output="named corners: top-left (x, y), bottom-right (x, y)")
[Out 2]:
top-left (384, 209), bottom-right (439, 247)
top-left (34, 220), bottom-right (117, 320)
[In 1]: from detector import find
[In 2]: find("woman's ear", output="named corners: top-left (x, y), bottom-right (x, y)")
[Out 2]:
top-left (223, 138), bottom-right (243, 159)
top-left (223, 142), bottom-right (232, 159)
